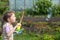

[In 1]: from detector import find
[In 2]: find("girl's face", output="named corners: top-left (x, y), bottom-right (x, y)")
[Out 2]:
top-left (9, 13), bottom-right (16, 23)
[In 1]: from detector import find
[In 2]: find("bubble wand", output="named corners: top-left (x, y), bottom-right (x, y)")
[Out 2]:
top-left (16, 11), bottom-right (24, 31)
top-left (16, 0), bottom-right (25, 32)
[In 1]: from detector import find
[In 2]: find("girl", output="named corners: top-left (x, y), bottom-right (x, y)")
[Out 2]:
top-left (2, 11), bottom-right (21, 40)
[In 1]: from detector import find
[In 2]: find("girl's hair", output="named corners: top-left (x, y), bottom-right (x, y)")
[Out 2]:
top-left (3, 11), bottom-right (15, 22)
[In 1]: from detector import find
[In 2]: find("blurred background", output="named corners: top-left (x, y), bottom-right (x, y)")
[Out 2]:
top-left (0, 0), bottom-right (60, 40)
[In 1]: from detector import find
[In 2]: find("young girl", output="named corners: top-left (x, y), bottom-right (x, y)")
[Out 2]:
top-left (2, 11), bottom-right (21, 40)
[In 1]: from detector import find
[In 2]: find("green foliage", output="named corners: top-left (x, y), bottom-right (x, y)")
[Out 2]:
top-left (1, 0), bottom-right (8, 2)
top-left (14, 33), bottom-right (41, 40)
top-left (15, 12), bottom-right (22, 22)
top-left (43, 34), bottom-right (54, 40)
top-left (53, 32), bottom-right (60, 40)
top-left (34, 0), bottom-right (52, 15)
top-left (25, 0), bottom-right (60, 17)
top-left (52, 6), bottom-right (60, 17)
top-left (25, 0), bottom-right (52, 16)
top-left (0, 2), bottom-right (8, 15)
top-left (56, 27), bottom-right (60, 32)
top-left (25, 9), bottom-right (37, 16)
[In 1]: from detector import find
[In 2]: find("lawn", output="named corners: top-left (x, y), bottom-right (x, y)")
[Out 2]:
top-left (0, 31), bottom-right (60, 40)
top-left (0, 32), bottom-right (41, 40)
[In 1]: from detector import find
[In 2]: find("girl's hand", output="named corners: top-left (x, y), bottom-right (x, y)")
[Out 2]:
top-left (16, 23), bottom-right (21, 27)
top-left (16, 23), bottom-right (21, 31)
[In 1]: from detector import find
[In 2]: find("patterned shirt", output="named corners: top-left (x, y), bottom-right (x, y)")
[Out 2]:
top-left (2, 22), bottom-right (13, 40)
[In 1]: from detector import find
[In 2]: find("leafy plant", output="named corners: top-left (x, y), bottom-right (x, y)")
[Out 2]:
top-left (0, 2), bottom-right (8, 15)
top-left (43, 34), bottom-right (54, 40)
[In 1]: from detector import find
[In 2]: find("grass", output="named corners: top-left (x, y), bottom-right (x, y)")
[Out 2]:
top-left (0, 32), bottom-right (60, 40)
top-left (0, 32), bottom-right (41, 40)
top-left (14, 32), bottom-right (41, 40)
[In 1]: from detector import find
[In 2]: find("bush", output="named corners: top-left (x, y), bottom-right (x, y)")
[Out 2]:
top-left (52, 6), bottom-right (60, 17)
top-left (25, 0), bottom-right (52, 16)
top-left (33, 0), bottom-right (52, 15)
top-left (25, 0), bottom-right (60, 17)
top-left (53, 32), bottom-right (60, 40)
top-left (25, 9), bottom-right (37, 16)
top-left (43, 34), bottom-right (54, 40)
top-left (15, 12), bottom-right (22, 22)
top-left (0, 2), bottom-right (8, 15)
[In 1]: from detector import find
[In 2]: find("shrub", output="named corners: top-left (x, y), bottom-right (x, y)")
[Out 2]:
top-left (43, 34), bottom-right (54, 40)
top-left (0, 2), bottom-right (8, 15)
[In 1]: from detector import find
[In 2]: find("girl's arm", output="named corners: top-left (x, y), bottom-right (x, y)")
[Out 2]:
top-left (6, 23), bottom-right (21, 37)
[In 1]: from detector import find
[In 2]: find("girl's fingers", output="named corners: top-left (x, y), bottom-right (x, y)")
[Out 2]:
top-left (16, 23), bottom-right (21, 26)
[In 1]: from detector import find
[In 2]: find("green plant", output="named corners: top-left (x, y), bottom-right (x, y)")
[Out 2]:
top-left (0, 2), bottom-right (8, 15)
top-left (52, 6), bottom-right (60, 17)
top-left (53, 32), bottom-right (60, 40)
top-left (43, 34), bottom-right (54, 40)
top-left (56, 27), bottom-right (60, 32)
top-left (35, 0), bottom-right (52, 15)
top-left (15, 12), bottom-right (22, 22)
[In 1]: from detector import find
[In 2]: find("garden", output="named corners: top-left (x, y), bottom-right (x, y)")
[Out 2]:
top-left (0, 0), bottom-right (60, 40)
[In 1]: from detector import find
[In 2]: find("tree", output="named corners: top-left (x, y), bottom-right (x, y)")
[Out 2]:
top-left (52, 5), bottom-right (60, 17)
top-left (26, 0), bottom-right (52, 16)
top-left (0, 2), bottom-right (8, 16)
top-left (34, 0), bottom-right (52, 15)
top-left (0, 0), bottom-right (8, 2)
